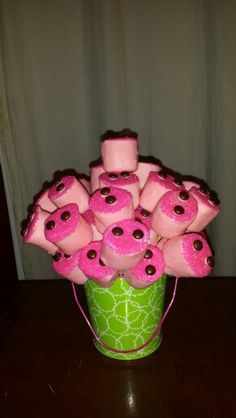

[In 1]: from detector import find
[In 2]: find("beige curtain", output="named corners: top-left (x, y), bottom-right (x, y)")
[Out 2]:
top-left (0, 0), bottom-right (235, 278)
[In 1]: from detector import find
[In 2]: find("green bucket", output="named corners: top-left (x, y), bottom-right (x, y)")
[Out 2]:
top-left (84, 275), bottom-right (167, 360)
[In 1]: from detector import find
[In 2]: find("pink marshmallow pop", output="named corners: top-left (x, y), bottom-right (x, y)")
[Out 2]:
top-left (44, 203), bottom-right (92, 255)
top-left (101, 219), bottom-right (150, 270)
top-left (162, 233), bottom-right (215, 277)
top-left (89, 187), bottom-right (134, 233)
top-left (52, 250), bottom-right (87, 284)
top-left (82, 209), bottom-right (102, 241)
top-left (35, 189), bottom-right (58, 212)
top-left (78, 241), bottom-right (117, 287)
top-left (90, 163), bottom-right (105, 193)
top-left (135, 207), bottom-right (158, 244)
top-left (48, 175), bottom-right (89, 213)
top-left (22, 205), bottom-right (58, 254)
top-left (99, 171), bottom-right (140, 209)
top-left (125, 245), bottom-right (165, 289)
top-left (134, 160), bottom-right (162, 190)
top-left (188, 187), bottom-right (220, 232)
top-left (101, 136), bottom-right (138, 172)
top-left (151, 190), bottom-right (198, 239)
top-left (139, 170), bottom-right (184, 212)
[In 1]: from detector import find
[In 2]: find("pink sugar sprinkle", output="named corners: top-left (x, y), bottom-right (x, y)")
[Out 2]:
top-left (103, 219), bottom-right (149, 255)
top-left (182, 233), bottom-right (213, 277)
top-left (89, 187), bottom-right (132, 214)
top-left (48, 176), bottom-right (75, 200)
top-left (130, 245), bottom-right (165, 283)
top-left (190, 187), bottom-right (220, 210)
top-left (159, 190), bottom-right (198, 222)
top-left (44, 203), bottom-right (80, 242)
top-left (79, 241), bottom-right (116, 279)
top-left (99, 172), bottom-right (139, 187)
top-left (52, 250), bottom-right (81, 275)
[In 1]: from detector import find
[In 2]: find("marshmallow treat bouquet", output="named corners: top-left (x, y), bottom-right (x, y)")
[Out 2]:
top-left (22, 129), bottom-right (220, 360)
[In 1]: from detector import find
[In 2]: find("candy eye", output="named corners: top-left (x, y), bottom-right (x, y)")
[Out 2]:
top-left (120, 171), bottom-right (129, 177)
top-left (56, 182), bottom-right (65, 192)
top-left (112, 227), bottom-right (123, 236)
top-left (64, 254), bottom-right (71, 259)
top-left (54, 178), bottom-right (62, 185)
top-left (87, 249), bottom-right (97, 259)
top-left (199, 186), bottom-right (208, 195)
top-left (158, 170), bottom-right (167, 179)
top-left (174, 205), bottom-right (184, 215)
top-left (61, 211), bottom-right (71, 221)
top-left (144, 249), bottom-right (153, 259)
top-left (46, 220), bottom-right (56, 230)
top-left (99, 258), bottom-right (106, 266)
top-left (53, 252), bottom-right (62, 262)
top-left (132, 229), bottom-right (144, 239)
top-left (108, 173), bottom-right (118, 179)
top-left (140, 209), bottom-right (150, 217)
top-left (173, 178), bottom-right (183, 186)
top-left (206, 256), bottom-right (215, 267)
top-left (105, 195), bottom-right (116, 204)
top-left (209, 194), bottom-right (220, 206)
top-left (179, 190), bottom-right (189, 201)
top-left (193, 240), bottom-right (203, 251)
top-left (100, 187), bottom-right (110, 195)
top-left (145, 265), bottom-right (156, 275)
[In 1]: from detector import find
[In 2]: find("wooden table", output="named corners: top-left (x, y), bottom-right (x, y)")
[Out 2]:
top-left (0, 278), bottom-right (235, 418)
